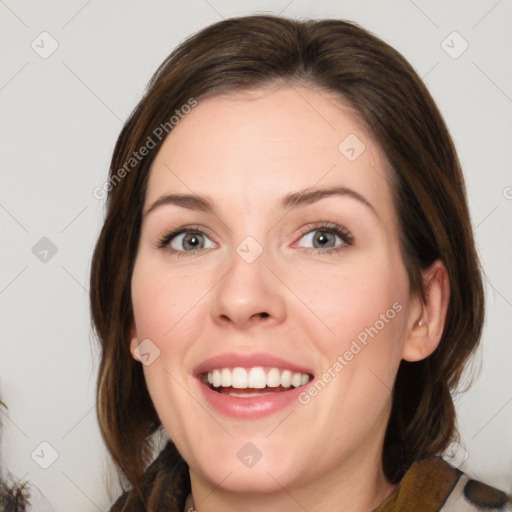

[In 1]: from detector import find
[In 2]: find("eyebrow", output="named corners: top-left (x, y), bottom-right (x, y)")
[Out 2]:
top-left (143, 185), bottom-right (378, 218)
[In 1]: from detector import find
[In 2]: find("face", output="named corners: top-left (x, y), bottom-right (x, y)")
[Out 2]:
top-left (130, 85), bottom-right (420, 497)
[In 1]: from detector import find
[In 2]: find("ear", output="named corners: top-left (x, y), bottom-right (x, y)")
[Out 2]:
top-left (130, 323), bottom-right (142, 363)
top-left (402, 260), bottom-right (450, 362)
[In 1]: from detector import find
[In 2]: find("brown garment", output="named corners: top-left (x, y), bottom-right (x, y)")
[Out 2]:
top-left (377, 457), bottom-right (511, 511)
top-left (110, 443), bottom-right (511, 512)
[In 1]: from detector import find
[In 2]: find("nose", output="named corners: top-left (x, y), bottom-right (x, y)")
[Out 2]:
top-left (210, 245), bottom-right (286, 330)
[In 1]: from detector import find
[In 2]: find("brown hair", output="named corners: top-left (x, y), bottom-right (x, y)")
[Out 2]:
top-left (90, 14), bottom-right (484, 506)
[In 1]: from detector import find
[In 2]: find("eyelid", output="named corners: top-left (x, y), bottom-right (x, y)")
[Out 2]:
top-left (293, 221), bottom-right (354, 254)
top-left (156, 221), bottom-right (353, 257)
top-left (299, 221), bottom-right (350, 236)
top-left (155, 224), bottom-right (217, 251)
top-left (170, 231), bottom-right (216, 252)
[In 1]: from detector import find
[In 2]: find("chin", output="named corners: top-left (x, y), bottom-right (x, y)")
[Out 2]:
top-left (197, 460), bottom-right (301, 494)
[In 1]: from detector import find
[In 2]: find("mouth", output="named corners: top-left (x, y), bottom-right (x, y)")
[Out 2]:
top-left (193, 353), bottom-right (315, 418)
top-left (199, 366), bottom-right (313, 397)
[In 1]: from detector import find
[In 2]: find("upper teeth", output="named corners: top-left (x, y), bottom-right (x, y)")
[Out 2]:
top-left (206, 367), bottom-right (310, 389)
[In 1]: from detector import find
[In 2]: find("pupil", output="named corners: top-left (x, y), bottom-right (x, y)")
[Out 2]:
top-left (185, 233), bottom-right (201, 249)
top-left (314, 231), bottom-right (333, 248)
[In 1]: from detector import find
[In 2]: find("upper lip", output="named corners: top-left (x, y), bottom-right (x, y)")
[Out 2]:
top-left (193, 352), bottom-right (314, 377)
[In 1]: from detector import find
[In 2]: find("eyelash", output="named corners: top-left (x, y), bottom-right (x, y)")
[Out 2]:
top-left (156, 222), bottom-right (354, 258)
top-left (297, 222), bottom-right (354, 255)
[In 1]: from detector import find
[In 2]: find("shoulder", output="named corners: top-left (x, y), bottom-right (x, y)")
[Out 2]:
top-left (378, 457), bottom-right (511, 512)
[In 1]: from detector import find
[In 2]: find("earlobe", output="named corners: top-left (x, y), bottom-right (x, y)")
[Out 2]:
top-left (130, 324), bottom-right (141, 362)
top-left (402, 260), bottom-right (450, 362)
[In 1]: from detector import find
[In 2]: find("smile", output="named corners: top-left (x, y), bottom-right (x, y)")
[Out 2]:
top-left (194, 354), bottom-right (315, 418)
top-left (202, 366), bottom-right (311, 395)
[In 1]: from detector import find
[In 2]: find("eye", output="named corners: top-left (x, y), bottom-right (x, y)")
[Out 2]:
top-left (295, 223), bottom-right (353, 253)
top-left (170, 231), bottom-right (215, 251)
top-left (157, 226), bottom-right (216, 256)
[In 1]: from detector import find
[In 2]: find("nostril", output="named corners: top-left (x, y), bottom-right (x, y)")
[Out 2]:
top-left (259, 312), bottom-right (269, 318)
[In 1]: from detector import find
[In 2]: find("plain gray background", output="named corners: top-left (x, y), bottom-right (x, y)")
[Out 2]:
top-left (1, 1), bottom-right (511, 510)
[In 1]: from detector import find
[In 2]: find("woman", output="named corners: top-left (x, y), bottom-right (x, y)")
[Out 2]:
top-left (90, 15), bottom-right (511, 511)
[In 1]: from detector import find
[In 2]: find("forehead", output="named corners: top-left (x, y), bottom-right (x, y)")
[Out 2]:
top-left (145, 85), bottom-right (394, 222)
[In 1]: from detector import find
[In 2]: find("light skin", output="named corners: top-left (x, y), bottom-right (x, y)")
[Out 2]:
top-left (129, 85), bottom-right (450, 512)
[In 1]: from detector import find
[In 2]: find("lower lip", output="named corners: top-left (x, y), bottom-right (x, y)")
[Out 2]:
top-left (197, 379), bottom-right (306, 419)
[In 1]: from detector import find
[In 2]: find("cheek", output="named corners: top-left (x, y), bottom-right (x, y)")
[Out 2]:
top-left (288, 255), bottom-right (409, 377)
top-left (131, 260), bottom-right (208, 343)
top-left (130, 259), bottom-right (207, 417)
top-left (130, 260), bottom-right (209, 445)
